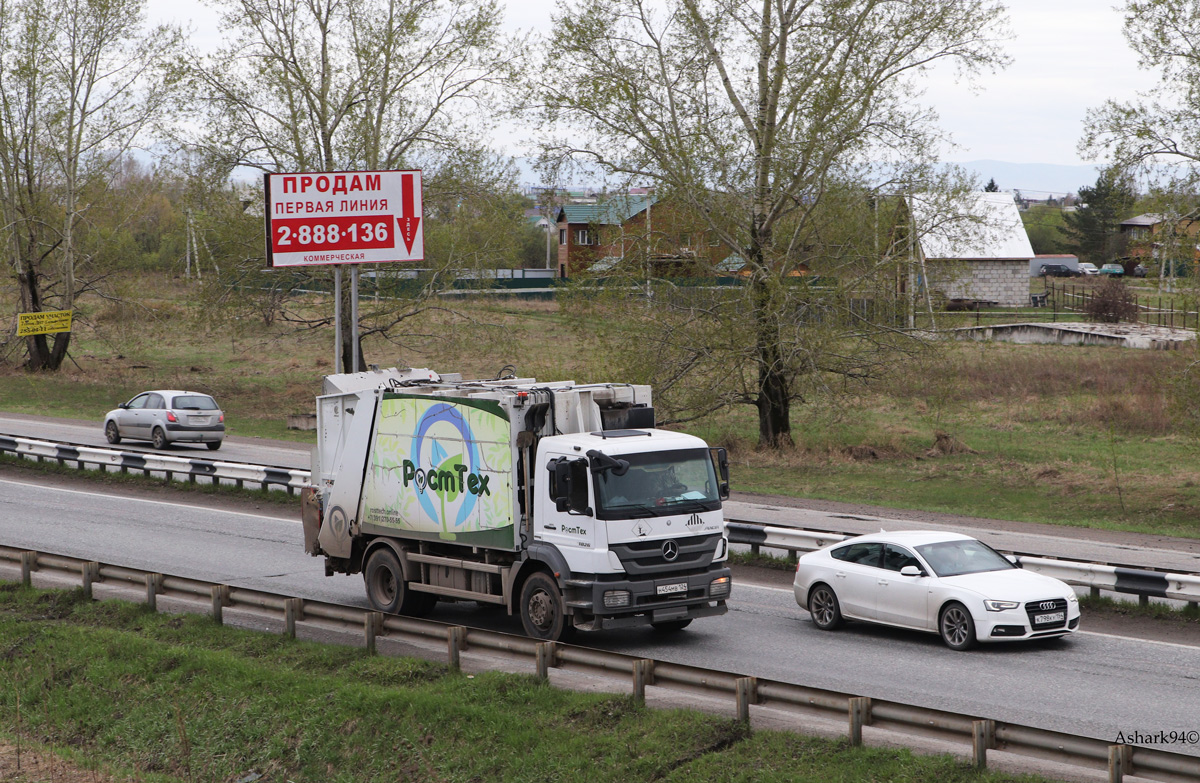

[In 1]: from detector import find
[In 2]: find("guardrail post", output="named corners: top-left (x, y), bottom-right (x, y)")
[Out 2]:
top-left (1108, 744), bottom-right (1132, 783)
top-left (211, 585), bottom-right (229, 624)
top-left (81, 562), bottom-right (100, 599)
top-left (735, 677), bottom-right (757, 724)
top-left (632, 659), bottom-right (654, 704)
top-left (1090, 586), bottom-right (1100, 599)
top-left (750, 543), bottom-right (760, 557)
top-left (447, 626), bottom-right (467, 672)
top-left (19, 551), bottom-right (36, 587)
top-left (848, 697), bottom-right (871, 746)
top-left (1138, 594), bottom-right (1149, 607)
top-left (284, 598), bottom-right (303, 639)
top-left (972, 720), bottom-right (995, 769)
top-left (535, 642), bottom-right (557, 681)
top-left (145, 573), bottom-right (162, 611)
top-left (364, 612), bottom-right (382, 654)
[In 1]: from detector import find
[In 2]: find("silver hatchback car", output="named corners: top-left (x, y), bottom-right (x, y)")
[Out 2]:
top-left (104, 390), bottom-right (225, 450)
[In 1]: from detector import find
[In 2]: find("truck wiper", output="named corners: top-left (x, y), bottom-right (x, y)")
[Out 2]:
top-left (609, 504), bottom-right (659, 518)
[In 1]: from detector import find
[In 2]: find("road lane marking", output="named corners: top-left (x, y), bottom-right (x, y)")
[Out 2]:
top-left (0, 477), bottom-right (298, 523)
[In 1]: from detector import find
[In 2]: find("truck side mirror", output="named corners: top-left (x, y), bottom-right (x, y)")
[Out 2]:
top-left (550, 458), bottom-right (592, 516)
top-left (710, 447), bottom-right (730, 500)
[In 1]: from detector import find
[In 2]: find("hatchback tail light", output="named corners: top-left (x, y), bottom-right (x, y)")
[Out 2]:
top-left (219, 413), bottom-right (224, 422)
top-left (165, 411), bottom-right (177, 422)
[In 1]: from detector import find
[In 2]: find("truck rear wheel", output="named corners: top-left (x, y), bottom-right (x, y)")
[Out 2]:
top-left (519, 572), bottom-right (573, 642)
top-left (364, 548), bottom-right (435, 617)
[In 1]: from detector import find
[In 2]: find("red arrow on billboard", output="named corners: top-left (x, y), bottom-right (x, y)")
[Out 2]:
top-left (397, 173), bottom-right (421, 254)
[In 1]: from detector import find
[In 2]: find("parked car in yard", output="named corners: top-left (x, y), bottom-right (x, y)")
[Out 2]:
top-left (1133, 263), bottom-right (1148, 278)
top-left (1037, 263), bottom-right (1076, 278)
top-left (1078, 262), bottom-right (1100, 276)
top-left (104, 390), bottom-right (225, 450)
top-left (793, 530), bottom-right (1080, 650)
top-left (1099, 263), bottom-right (1125, 276)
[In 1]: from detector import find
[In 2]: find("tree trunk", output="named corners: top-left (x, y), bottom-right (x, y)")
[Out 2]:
top-left (750, 254), bottom-right (792, 448)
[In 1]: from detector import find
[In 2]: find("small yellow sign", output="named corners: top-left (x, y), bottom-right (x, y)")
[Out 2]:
top-left (17, 310), bottom-right (73, 337)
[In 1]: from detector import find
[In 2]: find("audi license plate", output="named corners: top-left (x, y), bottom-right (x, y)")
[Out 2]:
top-left (656, 582), bottom-right (687, 596)
top-left (1035, 611), bottom-right (1065, 624)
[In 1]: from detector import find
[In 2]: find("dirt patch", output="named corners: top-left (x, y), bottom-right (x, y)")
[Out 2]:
top-left (0, 742), bottom-right (125, 783)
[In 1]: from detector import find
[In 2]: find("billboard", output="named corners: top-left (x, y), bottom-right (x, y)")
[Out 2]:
top-left (264, 169), bottom-right (423, 267)
top-left (360, 394), bottom-right (515, 549)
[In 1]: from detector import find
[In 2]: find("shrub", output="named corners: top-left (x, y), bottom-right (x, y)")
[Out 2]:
top-left (1084, 277), bottom-right (1139, 323)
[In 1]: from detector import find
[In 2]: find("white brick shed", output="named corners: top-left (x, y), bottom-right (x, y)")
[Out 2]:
top-left (907, 192), bottom-right (1035, 307)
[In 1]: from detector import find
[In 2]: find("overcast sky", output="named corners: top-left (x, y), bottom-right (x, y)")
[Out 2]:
top-left (152, 0), bottom-right (1157, 167)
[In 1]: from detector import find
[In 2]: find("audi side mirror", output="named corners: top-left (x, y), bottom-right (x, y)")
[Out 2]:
top-left (900, 565), bottom-right (923, 577)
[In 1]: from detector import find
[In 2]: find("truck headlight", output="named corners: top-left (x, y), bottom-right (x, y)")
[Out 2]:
top-left (603, 590), bottom-right (631, 608)
top-left (710, 576), bottom-right (730, 599)
top-left (983, 599), bottom-right (1020, 612)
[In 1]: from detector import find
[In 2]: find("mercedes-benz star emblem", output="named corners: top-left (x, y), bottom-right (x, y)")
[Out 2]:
top-left (661, 540), bottom-right (679, 561)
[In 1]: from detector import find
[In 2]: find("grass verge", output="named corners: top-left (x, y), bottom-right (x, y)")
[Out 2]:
top-left (0, 584), bottom-right (1048, 783)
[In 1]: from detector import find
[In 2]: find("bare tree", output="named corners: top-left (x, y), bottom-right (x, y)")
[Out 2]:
top-left (0, 0), bottom-right (178, 370)
top-left (542, 0), bottom-right (1009, 446)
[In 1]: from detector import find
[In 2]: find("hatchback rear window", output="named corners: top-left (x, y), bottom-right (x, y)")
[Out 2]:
top-left (173, 395), bottom-right (218, 410)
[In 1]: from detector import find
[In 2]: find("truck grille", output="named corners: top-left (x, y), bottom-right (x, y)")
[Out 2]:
top-left (1025, 598), bottom-right (1068, 630)
top-left (609, 533), bottom-right (721, 576)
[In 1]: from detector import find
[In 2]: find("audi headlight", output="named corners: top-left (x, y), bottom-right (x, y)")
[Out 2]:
top-left (710, 576), bottom-right (731, 599)
top-left (603, 590), bottom-right (631, 609)
top-left (983, 599), bottom-right (1021, 612)
top-left (1067, 592), bottom-right (1078, 603)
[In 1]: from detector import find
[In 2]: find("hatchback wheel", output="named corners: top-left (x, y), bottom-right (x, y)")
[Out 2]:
top-left (939, 602), bottom-right (977, 650)
top-left (808, 584), bottom-right (843, 630)
top-left (104, 421), bottom-right (121, 445)
top-left (206, 440), bottom-right (222, 451)
top-left (151, 426), bottom-right (168, 450)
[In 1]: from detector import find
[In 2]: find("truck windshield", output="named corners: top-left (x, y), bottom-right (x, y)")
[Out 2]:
top-left (592, 448), bottom-right (721, 520)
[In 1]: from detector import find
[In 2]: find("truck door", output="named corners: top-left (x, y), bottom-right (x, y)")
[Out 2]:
top-left (536, 454), bottom-right (599, 564)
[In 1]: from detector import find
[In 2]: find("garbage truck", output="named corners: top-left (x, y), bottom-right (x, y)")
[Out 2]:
top-left (301, 367), bottom-right (732, 641)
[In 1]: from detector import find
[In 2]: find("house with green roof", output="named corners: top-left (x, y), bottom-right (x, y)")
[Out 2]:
top-left (554, 194), bottom-right (728, 277)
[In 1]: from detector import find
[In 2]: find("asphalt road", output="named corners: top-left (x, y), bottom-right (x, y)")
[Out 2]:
top-left (6, 412), bottom-right (1200, 573)
top-left (2, 473), bottom-right (1197, 757)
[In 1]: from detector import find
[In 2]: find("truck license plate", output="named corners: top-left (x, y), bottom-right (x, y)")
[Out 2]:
top-left (1035, 611), bottom-right (1065, 624)
top-left (656, 582), bottom-right (687, 596)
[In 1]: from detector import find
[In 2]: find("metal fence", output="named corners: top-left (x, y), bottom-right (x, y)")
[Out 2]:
top-left (1044, 281), bottom-right (1199, 330)
top-left (2, 544), bottom-right (1197, 782)
top-left (725, 521), bottom-right (1200, 607)
top-left (0, 434), bottom-right (308, 493)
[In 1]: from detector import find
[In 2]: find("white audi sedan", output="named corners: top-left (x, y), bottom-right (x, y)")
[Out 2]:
top-left (793, 531), bottom-right (1080, 650)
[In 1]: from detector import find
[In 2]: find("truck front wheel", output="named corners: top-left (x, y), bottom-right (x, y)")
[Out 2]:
top-left (364, 548), bottom-right (435, 617)
top-left (519, 572), bottom-right (573, 642)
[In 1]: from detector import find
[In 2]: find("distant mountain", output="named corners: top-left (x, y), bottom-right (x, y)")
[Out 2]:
top-left (953, 160), bottom-right (1101, 199)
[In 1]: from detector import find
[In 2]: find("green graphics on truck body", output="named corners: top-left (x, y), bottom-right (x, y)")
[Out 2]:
top-left (360, 393), bottom-right (516, 549)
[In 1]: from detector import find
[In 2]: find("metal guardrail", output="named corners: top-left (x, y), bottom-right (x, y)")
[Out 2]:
top-left (0, 434), bottom-right (308, 493)
top-left (725, 521), bottom-right (1200, 606)
top-left (5, 431), bottom-right (1200, 606)
top-left (1, 544), bottom-right (1196, 782)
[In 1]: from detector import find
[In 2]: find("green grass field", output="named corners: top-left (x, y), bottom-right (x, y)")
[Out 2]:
top-left (0, 584), bottom-right (1050, 783)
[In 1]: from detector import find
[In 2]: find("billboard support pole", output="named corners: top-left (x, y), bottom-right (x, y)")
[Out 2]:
top-left (350, 265), bottom-right (360, 372)
top-left (334, 266), bottom-right (343, 372)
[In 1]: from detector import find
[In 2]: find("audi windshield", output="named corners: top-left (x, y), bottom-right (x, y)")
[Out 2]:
top-left (593, 448), bottom-right (721, 519)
